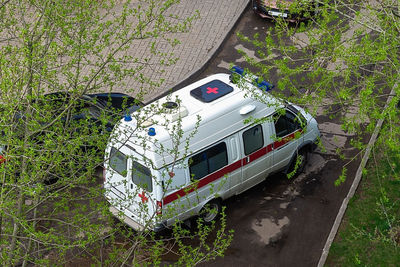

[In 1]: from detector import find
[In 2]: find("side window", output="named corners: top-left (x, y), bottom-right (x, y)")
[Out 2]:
top-left (189, 142), bottom-right (228, 180)
top-left (274, 110), bottom-right (301, 138)
top-left (132, 161), bottom-right (153, 192)
top-left (243, 125), bottom-right (264, 155)
top-left (109, 147), bottom-right (127, 177)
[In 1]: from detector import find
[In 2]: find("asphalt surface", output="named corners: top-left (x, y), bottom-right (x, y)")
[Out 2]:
top-left (183, 5), bottom-right (363, 267)
top-left (117, 1), bottom-right (363, 266)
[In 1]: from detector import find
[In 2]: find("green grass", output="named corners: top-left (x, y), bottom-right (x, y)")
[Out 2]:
top-left (326, 143), bottom-right (400, 266)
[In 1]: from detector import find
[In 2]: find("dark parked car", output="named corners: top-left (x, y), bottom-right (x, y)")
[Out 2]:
top-left (35, 92), bottom-right (143, 132)
top-left (0, 92), bottom-right (143, 184)
top-left (252, 0), bottom-right (318, 22)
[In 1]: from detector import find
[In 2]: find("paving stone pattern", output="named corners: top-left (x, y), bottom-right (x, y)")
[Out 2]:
top-left (119, 0), bottom-right (249, 103)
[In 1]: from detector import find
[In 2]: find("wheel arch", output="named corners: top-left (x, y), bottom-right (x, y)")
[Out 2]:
top-left (284, 141), bottom-right (313, 174)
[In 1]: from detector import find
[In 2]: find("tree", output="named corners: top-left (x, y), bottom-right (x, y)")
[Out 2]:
top-left (238, 0), bottom-right (400, 181)
top-left (238, 0), bottom-right (400, 261)
top-left (0, 0), bottom-right (232, 265)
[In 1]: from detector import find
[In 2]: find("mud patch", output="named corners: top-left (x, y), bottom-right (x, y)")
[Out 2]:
top-left (282, 186), bottom-right (300, 199)
top-left (305, 154), bottom-right (326, 175)
top-left (318, 122), bottom-right (355, 155)
top-left (291, 32), bottom-right (311, 49)
top-left (217, 59), bottom-right (230, 69)
top-left (280, 202), bottom-right (290, 209)
top-left (252, 216), bottom-right (290, 245)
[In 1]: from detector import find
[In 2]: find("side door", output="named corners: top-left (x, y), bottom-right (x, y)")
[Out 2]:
top-left (271, 109), bottom-right (304, 172)
top-left (225, 134), bottom-right (243, 198)
top-left (239, 123), bottom-right (273, 193)
top-left (186, 141), bottom-right (230, 209)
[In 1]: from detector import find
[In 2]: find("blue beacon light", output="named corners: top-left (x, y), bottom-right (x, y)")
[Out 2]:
top-left (124, 114), bottom-right (132, 121)
top-left (148, 127), bottom-right (156, 136)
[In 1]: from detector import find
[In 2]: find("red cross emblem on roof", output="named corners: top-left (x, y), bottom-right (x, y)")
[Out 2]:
top-left (138, 191), bottom-right (148, 203)
top-left (206, 87), bottom-right (218, 94)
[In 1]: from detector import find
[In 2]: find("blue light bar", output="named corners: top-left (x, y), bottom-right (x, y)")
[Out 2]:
top-left (231, 66), bottom-right (244, 75)
top-left (255, 78), bottom-right (273, 91)
top-left (229, 66), bottom-right (273, 92)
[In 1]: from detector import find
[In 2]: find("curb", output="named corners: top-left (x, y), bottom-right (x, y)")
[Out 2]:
top-left (150, 0), bottom-right (251, 103)
top-left (317, 85), bottom-right (397, 266)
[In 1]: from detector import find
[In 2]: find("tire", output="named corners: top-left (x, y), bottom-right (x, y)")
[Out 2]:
top-left (288, 148), bottom-right (308, 178)
top-left (199, 200), bottom-right (222, 224)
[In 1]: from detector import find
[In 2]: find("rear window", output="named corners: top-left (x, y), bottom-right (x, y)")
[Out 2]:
top-left (132, 161), bottom-right (153, 192)
top-left (109, 147), bottom-right (127, 177)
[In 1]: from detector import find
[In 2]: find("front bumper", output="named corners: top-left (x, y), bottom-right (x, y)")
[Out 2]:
top-left (253, 3), bottom-right (311, 22)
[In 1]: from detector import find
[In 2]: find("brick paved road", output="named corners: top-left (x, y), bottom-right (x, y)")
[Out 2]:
top-left (119, 0), bottom-right (249, 103)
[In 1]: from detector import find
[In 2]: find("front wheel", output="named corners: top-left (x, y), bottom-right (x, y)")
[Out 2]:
top-left (199, 200), bottom-right (222, 224)
top-left (287, 148), bottom-right (308, 178)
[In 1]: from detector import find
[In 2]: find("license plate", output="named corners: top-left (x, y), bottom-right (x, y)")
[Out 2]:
top-left (268, 10), bottom-right (288, 18)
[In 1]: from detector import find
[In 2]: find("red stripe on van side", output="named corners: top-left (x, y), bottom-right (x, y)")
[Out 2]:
top-left (242, 144), bottom-right (273, 166)
top-left (162, 130), bottom-right (303, 205)
top-left (163, 144), bottom-right (272, 205)
top-left (163, 159), bottom-right (242, 205)
top-left (273, 130), bottom-right (302, 149)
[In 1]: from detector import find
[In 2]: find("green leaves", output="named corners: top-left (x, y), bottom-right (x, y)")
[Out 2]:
top-left (0, 1), bottom-right (227, 266)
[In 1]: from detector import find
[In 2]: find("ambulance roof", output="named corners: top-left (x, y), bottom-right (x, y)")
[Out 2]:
top-left (112, 73), bottom-right (282, 169)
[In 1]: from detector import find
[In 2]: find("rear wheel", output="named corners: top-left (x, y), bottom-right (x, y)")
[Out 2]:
top-left (199, 200), bottom-right (221, 224)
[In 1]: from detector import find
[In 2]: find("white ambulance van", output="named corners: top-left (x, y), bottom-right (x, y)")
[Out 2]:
top-left (104, 68), bottom-right (320, 231)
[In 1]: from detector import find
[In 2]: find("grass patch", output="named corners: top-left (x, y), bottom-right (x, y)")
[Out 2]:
top-left (326, 138), bottom-right (400, 266)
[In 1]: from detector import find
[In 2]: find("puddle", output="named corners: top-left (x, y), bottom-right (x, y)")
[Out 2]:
top-left (252, 216), bottom-right (290, 245)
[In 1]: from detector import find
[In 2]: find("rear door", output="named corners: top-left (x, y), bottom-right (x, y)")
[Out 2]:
top-left (129, 159), bottom-right (155, 225)
top-left (107, 146), bottom-right (156, 227)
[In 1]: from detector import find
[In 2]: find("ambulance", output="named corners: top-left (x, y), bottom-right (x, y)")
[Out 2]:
top-left (103, 67), bottom-right (320, 231)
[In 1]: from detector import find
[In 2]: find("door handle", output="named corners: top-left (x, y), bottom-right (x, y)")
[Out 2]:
top-left (276, 143), bottom-right (288, 150)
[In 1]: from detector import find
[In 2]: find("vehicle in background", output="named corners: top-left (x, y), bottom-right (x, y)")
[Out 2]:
top-left (0, 92), bottom-right (143, 184)
top-left (35, 92), bottom-right (143, 133)
top-left (252, 0), bottom-right (318, 22)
